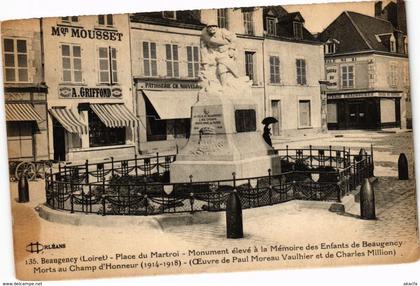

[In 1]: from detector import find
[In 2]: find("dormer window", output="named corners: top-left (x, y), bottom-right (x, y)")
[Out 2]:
top-left (403, 37), bottom-right (408, 54)
top-left (293, 22), bottom-right (303, 39)
top-left (390, 35), bottom-right (396, 52)
top-left (98, 15), bottom-right (114, 27)
top-left (266, 17), bottom-right (277, 36)
top-left (324, 39), bottom-right (339, 54)
top-left (62, 16), bottom-right (79, 23)
top-left (162, 11), bottom-right (176, 20)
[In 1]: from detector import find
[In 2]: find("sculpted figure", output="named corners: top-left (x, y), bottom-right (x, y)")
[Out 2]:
top-left (200, 24), bottom-right (251, 95)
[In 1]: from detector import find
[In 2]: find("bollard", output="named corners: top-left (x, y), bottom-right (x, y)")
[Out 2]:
top-left (18, 173), bottom-right (30, 203)
top-left (360, 178), bottom-right (376, 220)
top-left (226, 190), bottom-right (243, 239)
top-left (398, 153), bottom-right (409, 180)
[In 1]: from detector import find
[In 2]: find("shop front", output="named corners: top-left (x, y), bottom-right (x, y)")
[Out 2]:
top-left (327, 91), bottom-right (401, 130)
top-left (135, 79), bottom-right (200, 153)
top-left (48, 85), bottom-right (138, 162)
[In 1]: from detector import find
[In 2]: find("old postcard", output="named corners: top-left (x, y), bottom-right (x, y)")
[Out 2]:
top-left (1, 0), bottom-right (419, 281)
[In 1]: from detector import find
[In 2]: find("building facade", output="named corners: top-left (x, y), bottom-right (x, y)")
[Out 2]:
top-left (2, 19), bottom-right (50, 162)
top-left (42, 14), bottom-right (138, 162)
top-left (131, 6), bottom-right (324, 153)
top-left (319, 0), bottom-right (410, 130)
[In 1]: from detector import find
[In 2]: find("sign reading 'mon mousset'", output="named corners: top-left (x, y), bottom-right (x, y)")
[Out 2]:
top-left (58, 86), bottom-right (122, 98)
top-left (51, 25), bottom-right (123, 41)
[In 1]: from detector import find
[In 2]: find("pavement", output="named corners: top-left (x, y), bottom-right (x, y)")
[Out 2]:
top-left (8, 130), bottom-right (420, 280)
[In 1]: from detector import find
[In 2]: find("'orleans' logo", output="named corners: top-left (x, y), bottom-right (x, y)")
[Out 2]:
top-left (26, 242), bottom-right (66, 254)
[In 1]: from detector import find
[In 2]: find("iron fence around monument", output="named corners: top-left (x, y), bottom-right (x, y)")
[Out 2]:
top-left (45, 146), bottom-right (374, 216)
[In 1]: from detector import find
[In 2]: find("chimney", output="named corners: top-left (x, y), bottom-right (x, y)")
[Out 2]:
top-left (375, 1), bottom-right (383, 18)
top-left (396, 0), bottom-right (407, 33)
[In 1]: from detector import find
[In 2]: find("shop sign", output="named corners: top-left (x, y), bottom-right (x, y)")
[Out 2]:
top-left (59, 86), bottom-right (122, 98)
top-left (138, 80), bottom-right (200, 90)
top-left (51, 25), bottom-right (123, 41)
top-left (326, 67), bottom-right (338, 89)
top-left (327, 92), bottom-right (401, 100)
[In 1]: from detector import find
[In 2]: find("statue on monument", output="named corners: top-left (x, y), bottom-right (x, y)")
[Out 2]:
top-left (199, 24), bottom-right (252, 96)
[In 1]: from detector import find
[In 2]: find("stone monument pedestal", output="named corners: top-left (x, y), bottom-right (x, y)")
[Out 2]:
top-left (170, 93), bottom-right (281, 183)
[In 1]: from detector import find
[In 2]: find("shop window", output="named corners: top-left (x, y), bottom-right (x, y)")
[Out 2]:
top-left (3, 38), bottom-right (28, 83)
top-left (217, 9), bottom-right (228, 29)
top-left (98, 14), bottom-right (114, 27)
top-left (269, 56), bottom-right (280, 84)
top-left (143, 42), bottom-right (157, 77)
top-left (296, 59), bottom-right (306, 85)
top-left (186, 46), bottom-right (199, 78)
top-left (299, 100), bottom-right (311, 127)
top-left (88, 109), bottom-right (125, 147)
top-left (327, 103), bottom-right (338, 123)
top-left (266, 17), bottom-right (277, 36)
top-left (174, 119), bottom-right (191, 138)
top-left (235, 109), bottom-right (256, 132)
top-left (61, 16), bottom-right (79, 23)
top-left (245, 51), bottom-right (256, 84)
top-left (98, 47), bottom-right (118, 84)
top-left (166, 44), bottom-right (179, 78)
top-left (243, 11), bottom-right (254, 35)
top-left (61, 44), bottom-right (82, 83)
top-left (293, 22), bottom-right (303, 39)
top-left (341, 65), bottom-right (354, 88)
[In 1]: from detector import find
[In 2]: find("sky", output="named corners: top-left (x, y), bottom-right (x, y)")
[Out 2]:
top-left (284, 0), bottom-right (395, 33)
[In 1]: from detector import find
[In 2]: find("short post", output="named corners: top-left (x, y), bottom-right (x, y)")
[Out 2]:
top-left (398, 153), bottom-right (409, 180)
top-left (360, 178), bottom-right (376, 220)
top-left (85, 160), bottom-right (89, 183)
top-left (18, 172), bottom-right (30, 203)
top-left (226, 190), bottom-right (243, 239)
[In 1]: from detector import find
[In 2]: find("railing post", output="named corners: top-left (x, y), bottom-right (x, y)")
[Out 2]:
top-left (156, 152), bottom-right (160, 174)
top-left (102, 179), bottom-right (106, 216)
top-left (329, 145), bottom-right (332, 166)
top-left (111, 157), bottom-right (114, 177)
top-left (135, 154), bottom-right (138, 177)
top-left (128, 185), bottom-right (131, 215)
top-left (286, 145), bottom-right (289, 163)
top-left (70, 188), bottom-right (74, 213)
top-left (85, 160), bottom-right (89, 184)
top-left (309, 145), bottom-right (313, 167)
top-left (232, 172), bottom-right (236, 189)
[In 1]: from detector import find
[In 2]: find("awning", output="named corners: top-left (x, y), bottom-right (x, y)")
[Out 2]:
top-left (6, 103), bottom-right (42, 122)
top-left (143, 90), bottom-right (198, 120)
top-left (90, 104), bottom-right (139, 128)
top-left (49, 107), bottom-right (88, 134)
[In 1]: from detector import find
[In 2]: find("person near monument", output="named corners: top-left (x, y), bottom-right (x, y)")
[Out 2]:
top-left (263, 124), bottom-right (273, 147)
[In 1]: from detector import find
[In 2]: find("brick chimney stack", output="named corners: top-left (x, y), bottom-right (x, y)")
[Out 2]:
top-left (396, 0), bottom-right (407, 33)
top-left (375, 1), bottom-right (383, 18)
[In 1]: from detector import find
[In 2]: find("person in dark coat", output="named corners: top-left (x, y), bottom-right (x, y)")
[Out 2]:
top-left (263, 124), bottom-right (272, 147)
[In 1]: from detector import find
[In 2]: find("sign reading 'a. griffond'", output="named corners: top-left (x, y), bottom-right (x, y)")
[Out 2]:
top-left (51, 25), bottom-right (123, 41)
top-left (59, 87), bottom-right (122, 98)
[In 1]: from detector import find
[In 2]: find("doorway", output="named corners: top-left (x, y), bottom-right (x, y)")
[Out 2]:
top-left (53, 118), bottom-right (66, 161)
top-left (271, 100), bottom-right (281, 136)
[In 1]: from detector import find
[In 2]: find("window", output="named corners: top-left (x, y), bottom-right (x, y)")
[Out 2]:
top-left (389, 63), bottom-right (398, 87)
top-left (143, 42), bottom-right (157, 77)
top-left (243, 11), bottom-right (254, 35)
top-left (293, 22), bottom-right (303, 39)
top-left (269, 56), bottom-right (280, 84)
top-left (245, 51), bottom-right (256, 84)
top-left (390, 37), bottom-right (396, 53)
top-left (61, 16), bottom-right (79, 23)
top-left (324, 43), bottom-right (336, 54)
top-left (88, 109), bottom-right (125, 147)
top-left (296, 59), bottom-right (306, 85)
top-left (166, 44), bottom-right (179, 77)
top-left (98, 14), bottom-right (113, 27)
top-left (235, 109), bottom-right (256, 132)
top-left (98, 47), bottom-right (118, 84)
top-left (341, 65), bottom-right (354, 88)
top-left (271, 100), bottom-right (281, 136)
top-left (186, 46), bottom-right (199, 78)
top-left (299, 100), bottom-right (311, 127)
top-left (61, 44), bottom-right (82, 83)
top-left (266, 17), bottom-right (276, 36)
top-left (162, 11), bottom-right (176, 20)
top-left (217, 9), bottom-right (228, 29)
top-left (404, 37), bottom-right (408, 54)
top-left (3, 38), bottom-right (28, 82)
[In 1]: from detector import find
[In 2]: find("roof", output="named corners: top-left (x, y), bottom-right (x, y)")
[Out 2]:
top-left (318, 11), bottom-right (407, 54)
top-left (131, 10), bottom-right (205, 30)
